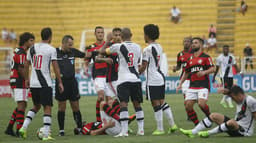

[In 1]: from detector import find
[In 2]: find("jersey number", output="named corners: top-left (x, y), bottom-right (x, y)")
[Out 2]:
top-left (33, 55), bottom-right (43, 70)
top-left (128, 53), bottom-right (134, 67)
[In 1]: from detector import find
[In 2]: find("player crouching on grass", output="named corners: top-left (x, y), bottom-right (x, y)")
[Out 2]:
top-left (180, 85), bottom-right (256, 138)
top-left (81, 99), bottom-right (136, 136)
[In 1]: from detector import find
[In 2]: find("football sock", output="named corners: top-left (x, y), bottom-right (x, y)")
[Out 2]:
top-left (135, 107), bottom-right (144, 132)
top-left (154, 105), bottom-right (163, 131)
top-left (103, 103), bottom-right (119, 121)
top-left (187, 109), bottom-right (199, 125)
top-left (120, 107), bottom-right (129, 134)
top-left (112, 99), bottom-right (120, 114)
top-left (22, 109), bottom-right (36, 129)
top-left (226, 96), bottom-right (232, 104)
top-left (96, 100), bottom-right (101, 122)
top-left (57, 111), bottom-right (65, 130)
top-left (200, 104), bottom-right (210, 117)
top-left (43, 114), bottom-right (51, 137)
top-left (161, 102), bottom-right (175, 126)
top-left (7, 108), bottom-right (17, 129)
top-left (73, 110), bottom-right (82, 129)
top-left (208, 122), bottom-right (228, 135)
top-left (192, 117), bottom-right (212, 134)
top-left (16, 109), bottom-right (25, 131)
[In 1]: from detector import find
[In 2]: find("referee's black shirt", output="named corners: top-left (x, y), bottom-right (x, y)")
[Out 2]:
top-left (56, 47), bottom-right (85, 79)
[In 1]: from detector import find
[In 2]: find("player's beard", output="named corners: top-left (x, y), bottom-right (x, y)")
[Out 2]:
top-left (190, 47), bottom-right (200, 53)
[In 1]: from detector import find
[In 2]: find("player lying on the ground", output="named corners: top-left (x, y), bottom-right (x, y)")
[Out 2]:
top-left (81, 99), bottom-right (135, 136)
top-left (180, 85), bottom-right (256, 138)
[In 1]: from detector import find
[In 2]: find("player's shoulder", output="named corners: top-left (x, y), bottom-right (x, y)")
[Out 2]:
top-left (247, 95), bottom-right (256, 104)
top-left (200, 52), bottom-right (211, 58)
top-left (177, 51), bottom-right (184, 57)
top-left (86, 43), bottom-right (97, 50)
top-left (14, 47), bottom-right (25, 55)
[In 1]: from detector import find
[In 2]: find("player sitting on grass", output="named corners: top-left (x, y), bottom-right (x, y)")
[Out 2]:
top-left (81, 99), bottom-right (136, 136)
top-left (180, 85), bottom-right (256, 138)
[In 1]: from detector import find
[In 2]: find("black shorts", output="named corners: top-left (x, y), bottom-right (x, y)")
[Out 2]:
top-left (117, 82), bottom-right (143, 103)
top-left (31, 87), bottom-right (53, 106)
top-left (224, 116), bottom-right (245, 137)
top-left (55, 78), bottom-right (80, 101)
top-left (221, 77), bottom-right (233, 89)
top-left (146, 85), bottom-right (165, 100)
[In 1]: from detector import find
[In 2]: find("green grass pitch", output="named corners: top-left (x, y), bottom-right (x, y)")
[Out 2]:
top-left (0, 93), bottom-right (256, 143)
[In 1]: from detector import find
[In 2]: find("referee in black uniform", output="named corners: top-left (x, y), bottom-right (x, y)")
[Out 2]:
top-left (55, 35), bottom-right (87, 136)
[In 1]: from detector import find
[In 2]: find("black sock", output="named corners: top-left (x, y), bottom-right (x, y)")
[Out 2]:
top-left (57, 111), bottom-right (65, 131)
top-left (73, 111), bottom-right (82, 128)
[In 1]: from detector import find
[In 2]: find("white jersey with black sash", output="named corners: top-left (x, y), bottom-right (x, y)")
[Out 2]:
top-left (27, 43), bottom-right (57, 88)
top-left (235, 95), bottom-right (256, 136)
top-left (216, 53), bottom-right (236, 78)
top-left (142, 43), bottom-right (165, 86)
top-left (109, 41), bottom-right (142, 84)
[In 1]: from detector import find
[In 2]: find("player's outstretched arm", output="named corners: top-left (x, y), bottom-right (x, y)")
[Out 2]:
top-left (52, 60), bottom-right (64, 93)
top-left (197, 66), bottom-right (216, 77)
top-left (99, 32), bottom-right (113, 55)
top-left (95, 54), bottom-right (113, 65)
top-left (212, 65), bottom-right (219, 82)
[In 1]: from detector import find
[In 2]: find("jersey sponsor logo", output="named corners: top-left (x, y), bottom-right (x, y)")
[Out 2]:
top-left (191, 66), bottom-right (203, 72)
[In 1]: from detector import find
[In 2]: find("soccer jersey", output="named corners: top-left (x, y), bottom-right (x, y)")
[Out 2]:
top-left (142, 43), bottom-right (165, 86)
top-left (106, 42), bottom-right (119, 82)
top-left (109, 41), bottom-right (141, 84)
top-left (235, 95), bottom-right (256, 136)
top-left (86, 42), bottom-right (108, 79)
top-left (56, 47), bottom-right (85, 79)
top-left (185, 52), bottom-right (214, 90)
top-left (216, 53), bottom-right (236, 78)
top-left (82, 122), bottom-right (103, 135)
top-left (27, 43), bottom-right (57, 88)
top-left (176, 50), bottom-right (192, 79)
top-left (10, 47), bottom-right (26, 88)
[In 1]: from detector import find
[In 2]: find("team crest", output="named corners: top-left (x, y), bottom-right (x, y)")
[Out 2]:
top-left (198, 59), bottom-right (202, 64)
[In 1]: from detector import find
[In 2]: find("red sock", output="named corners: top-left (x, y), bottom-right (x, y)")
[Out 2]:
top-left (8, 108), bottom-right (17, 127)
top-left (200, 104), bottom-right (210, 117)
top-left (186, 109), bottom-right (199, 125)
top-left (96, 100), bottom-right (101, 122)
top-left (16, 109), bottom-right (25, 130)
top-left (103, 104), bottom-right (119, 121)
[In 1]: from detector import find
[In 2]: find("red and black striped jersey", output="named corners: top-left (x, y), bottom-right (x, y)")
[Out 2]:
top-left (86, 42), bottom-right (107, 79)
top-left (10, 47), bottom-right (26, 89)
top-left (176, 50), bottom-right (192, 79)
top-left (106, 42), bottom-right (119, 82)
top-left (82, 122), bottom-right (103, 135)
top-left (185, 52), bottom-right (214, 90)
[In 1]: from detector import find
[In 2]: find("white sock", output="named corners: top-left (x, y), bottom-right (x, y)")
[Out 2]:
top-left (154, 106), bottom-right (163, 131)
top-left (162, 103), bottom-right (175, 126)
top-left (208, 123), bottom-right (228, 135)
top-left (192, 117), bottom-right (212, 134)
top-left (43, 115), bottom-right (52, 137)
top-left (22, 109), bottom-right (36, 129)
top-left (135, 107), bottom-right (144, 132)
top-left (120, 108), bottom-right (129, 134)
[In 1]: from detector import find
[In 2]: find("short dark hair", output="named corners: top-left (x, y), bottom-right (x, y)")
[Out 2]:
top-left (41, 27), bottom-right (52, 40)
top-left (19, 32), bottom-right (35, 46)
top-left (112, 27), bottom-right (122, 33)
top-left (95, 26), bottom-right (104, 33)
top-left (192, 37), bottom-right (204, 45)
top-left (223, 45), bottom-right (229, 48)
top-left (62, 35), bottom-right (73, 44)
top-left (144, 24), bottom-right (159, 40)
top-left (230, 85), bottom-right (244, 95)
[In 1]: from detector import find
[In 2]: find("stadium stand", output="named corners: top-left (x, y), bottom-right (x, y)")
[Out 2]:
top-left (0, 0), bottom-right (255, 74)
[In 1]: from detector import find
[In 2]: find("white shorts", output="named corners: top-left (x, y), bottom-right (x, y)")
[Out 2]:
top-left (182, 80), bottom-right (190, 94)
top-left (105, 81), bottom-right (117, 97)
top-left (93, 77), bottom-right (107, 92)
top-left (185, 88), bottom-right (209, 101)
top-left (12, 88), bottom-right (29, 102)
top-left (100, 111), bottom-right (121, 136)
